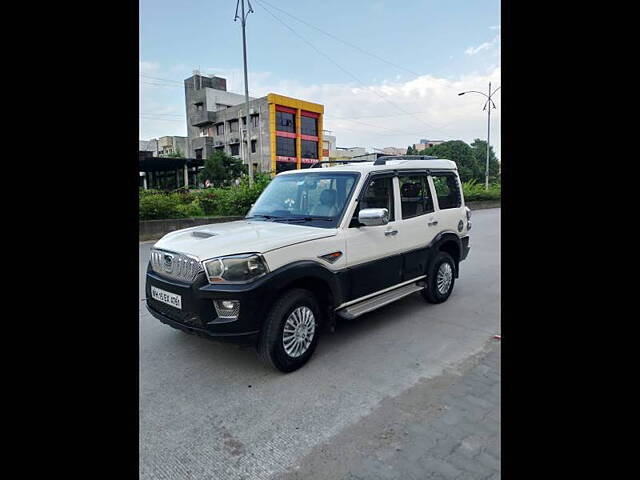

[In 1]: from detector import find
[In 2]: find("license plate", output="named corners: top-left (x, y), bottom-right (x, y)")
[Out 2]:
top-left (151, 286), bottom-right (182, 310)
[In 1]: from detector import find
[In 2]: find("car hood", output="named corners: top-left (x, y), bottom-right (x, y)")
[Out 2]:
top-left (153, 220), bottom-right (338, 260)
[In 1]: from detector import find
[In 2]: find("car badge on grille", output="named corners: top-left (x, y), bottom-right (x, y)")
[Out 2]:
top-left (163, 254), bottom-right (174, 273)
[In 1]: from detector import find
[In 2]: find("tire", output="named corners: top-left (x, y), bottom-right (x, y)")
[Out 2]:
top-left (257, 288), bottom-right (321, 373)
top-left (421, 251), bottom-right (456, 304)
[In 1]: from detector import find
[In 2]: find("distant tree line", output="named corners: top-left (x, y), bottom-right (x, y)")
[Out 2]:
top-left (406, 139), bottom-right (500, 183)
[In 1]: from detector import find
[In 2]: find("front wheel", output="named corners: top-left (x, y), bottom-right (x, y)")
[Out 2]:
top-left (421, 251), bottom-right (456, 303)
top-left (257, 288), bottom-right (321, 373)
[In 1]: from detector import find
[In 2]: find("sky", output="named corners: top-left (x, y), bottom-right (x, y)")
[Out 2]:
top-left (140, 0), bottom-right (501, 158)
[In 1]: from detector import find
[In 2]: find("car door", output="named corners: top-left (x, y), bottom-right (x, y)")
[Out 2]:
top-left (396, 172), bottom-right (440, 281)
top-left (344, 172), bottom-right (404, 300)
top-left (429, 171), bottom-right (466, 237)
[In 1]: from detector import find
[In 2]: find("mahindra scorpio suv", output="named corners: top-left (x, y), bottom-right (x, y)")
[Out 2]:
top-left (145, 155), bottom-right (471, 372)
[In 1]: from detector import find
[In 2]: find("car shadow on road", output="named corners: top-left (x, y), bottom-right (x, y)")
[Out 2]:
top-left (154, 289), bottom-right (458, 378)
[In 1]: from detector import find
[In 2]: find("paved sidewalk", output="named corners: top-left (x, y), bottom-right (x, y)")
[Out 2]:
top-left (281, 340), bottom-right (501, 480)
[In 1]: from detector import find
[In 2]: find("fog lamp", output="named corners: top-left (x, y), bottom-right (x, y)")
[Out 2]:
top-left (213, 299), bottom-right (240, 320)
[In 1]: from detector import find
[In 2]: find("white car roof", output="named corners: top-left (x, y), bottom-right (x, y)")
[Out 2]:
top-left (278, 158), bottom-right (457, 175)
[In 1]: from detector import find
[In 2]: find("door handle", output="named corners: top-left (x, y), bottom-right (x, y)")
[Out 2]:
top-left (428, 220), bottom-right (438, 227)
top-left (384, 229), bottom-right (398, 236)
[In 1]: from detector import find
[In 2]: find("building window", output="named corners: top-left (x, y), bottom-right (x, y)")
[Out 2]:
top-left (301, 139), bottom-right (318, 159)
top-left (216, 123), bottom-right (224, 135)
top-left (251, 139), bottom-right (257, 153)
top-left (229, 120), bottom-right (239, 133)
top-left (301, 116), bottom-right (318, 136)
top-left (251, 115), bottom-right (259, 128)
top-left (230, 144), bottom-right (240, 156)
top-left (276, 161), bottom-right (298, 174)
top-left (276, 111), bottom-right (295, 133)
top-left (200, 128), bottom-right (208, 137)
top-left (276, 136), bottom-right (296, 157)
top-left (431, 174), bottom-right (462, 210)
top-left (195, 148), bottom-right (203, 160)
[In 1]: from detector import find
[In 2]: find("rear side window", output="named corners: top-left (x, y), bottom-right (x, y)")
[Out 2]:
top-left (399, 175), bottom-right (434, 218)
top-left (431, 174), bottom-right (462, 210)
top-left (355, 175), bottom-right (395, 223)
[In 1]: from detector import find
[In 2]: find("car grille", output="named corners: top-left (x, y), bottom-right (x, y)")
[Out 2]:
top-left (150, 249), bottom-right (204, 283)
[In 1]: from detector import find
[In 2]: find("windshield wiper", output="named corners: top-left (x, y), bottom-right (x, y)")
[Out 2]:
top-left (245, 214), bottom-right (283, 221)
top-left (277, 216), bottom-right (334, 223)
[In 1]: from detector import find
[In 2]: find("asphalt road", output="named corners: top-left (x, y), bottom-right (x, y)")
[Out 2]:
top-left (139, 208), bottom-right (501, 480)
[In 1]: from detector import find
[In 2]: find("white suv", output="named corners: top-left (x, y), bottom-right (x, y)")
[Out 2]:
top-left (145, 155), bottom-right (471, 372)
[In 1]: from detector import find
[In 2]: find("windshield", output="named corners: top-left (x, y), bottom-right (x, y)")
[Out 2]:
top-left (246, 171), bottom-right (360, 228)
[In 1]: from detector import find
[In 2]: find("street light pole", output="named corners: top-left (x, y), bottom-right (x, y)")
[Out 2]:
top-left (235, 0), bottom-right (254, 187)
top-left (485, 82), bottom-right (491, 191)
top-left (458, 83), bottom-right (500, 190)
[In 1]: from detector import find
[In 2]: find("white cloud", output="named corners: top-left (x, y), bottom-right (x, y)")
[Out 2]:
top-left (139, 64), bottom-right (502, 158)
top-left (465, 42), bottom-right (492, 55)
top-left (465, 34), bottom-right (500, 56)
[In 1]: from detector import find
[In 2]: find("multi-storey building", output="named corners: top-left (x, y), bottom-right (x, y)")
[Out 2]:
top-left (322, 130), bottom-right (337, 162)
top-left (184, 73), bottom-right (324, 176)
top-left (139, 136), bottom-right (188, 157)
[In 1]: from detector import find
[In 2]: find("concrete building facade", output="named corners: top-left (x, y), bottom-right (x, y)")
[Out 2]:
top-left (322, 130), bottom-right (337, 161)
top-left (184, 73), bottom-right (324, 175)
top-left (334, 146), bottom-right (367, 159)
top-left (414, 139), bottom-right (445, 151)
top-left (381, 146), bottom-right (408, 156)
top-left (139, 136), bottom-right (188, 157)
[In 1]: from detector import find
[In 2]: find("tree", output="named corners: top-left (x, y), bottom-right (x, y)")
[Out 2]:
top-left (167, 149), bottom-right (184, 158)
top-left (199, 149), bottom-right (247, 188)
top-left (406, 145), bottom-right (417, 155)
top-left (470, 139), bottom-right (500, 184)
top-left (421, 140), bottom-right (477, 182)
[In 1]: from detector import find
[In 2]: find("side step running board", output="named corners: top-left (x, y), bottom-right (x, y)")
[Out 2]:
top-left (336, 282), bottom-right (425, 320)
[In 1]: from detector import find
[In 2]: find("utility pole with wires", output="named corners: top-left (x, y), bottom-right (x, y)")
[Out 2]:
top-left (235, 0), bottom-right (255, 187)
top-left (458, 82), bottom-right (500, 190)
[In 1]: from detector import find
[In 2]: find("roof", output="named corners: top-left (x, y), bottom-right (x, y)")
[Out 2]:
top-left (278, 158), bottom-right (457, 176)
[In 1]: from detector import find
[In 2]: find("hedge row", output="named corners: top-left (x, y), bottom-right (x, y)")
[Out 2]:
top-left (139, 175), bottom-right (500, 220)
top-left (461, 180), bottom-right (501, 202)
top-left (139, 174), bottom-right (270, 220)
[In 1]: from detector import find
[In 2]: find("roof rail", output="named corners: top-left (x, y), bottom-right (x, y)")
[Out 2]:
top-left (310, 159), bottom-right (373, 168)
top-left (373, 155), bottom-right (438, 166)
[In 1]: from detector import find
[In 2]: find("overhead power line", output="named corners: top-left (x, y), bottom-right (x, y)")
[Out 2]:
top-left (253, 0), bottom-right (454, 138)
top-left (253, 0), bottom-right (422, 78)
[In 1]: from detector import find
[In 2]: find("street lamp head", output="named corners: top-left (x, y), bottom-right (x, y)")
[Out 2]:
top-left (458, 92), bottom-right (465, 96)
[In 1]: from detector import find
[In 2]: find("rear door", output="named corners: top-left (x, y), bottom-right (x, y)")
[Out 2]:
top-left (396, 172), bottom-right (440, 281)
top-left (429, 171), bottom-right (466, 237)
top-left (344, 172), bottom-right (404, 300)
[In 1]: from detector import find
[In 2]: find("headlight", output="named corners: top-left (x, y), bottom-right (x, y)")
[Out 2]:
top-left (465, 206), bottom-right (472, 221)
top-left (203, 254), bottom-right (269, 284)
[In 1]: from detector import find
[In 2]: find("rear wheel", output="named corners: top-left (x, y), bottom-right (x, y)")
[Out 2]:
top-left (422, 251), bottom-right (456, 303)
top-left (257, 288), bottom-right (321, 373)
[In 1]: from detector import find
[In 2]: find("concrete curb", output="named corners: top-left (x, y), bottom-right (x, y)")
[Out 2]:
top-left (139, 216), bottom-right (244, 242)
top-left (466, 200), bottom-right (501, 211)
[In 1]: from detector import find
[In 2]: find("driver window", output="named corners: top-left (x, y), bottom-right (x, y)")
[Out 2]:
top-left (352, 176), bottom-right (395, 225)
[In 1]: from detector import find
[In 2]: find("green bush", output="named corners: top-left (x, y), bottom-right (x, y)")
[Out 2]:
top-left (175, 199), bottom-right (205, 218)
top-left (462, 179), bottom-right (501, 202)
top-left (139, 173), bottom-right (272, 220)
top-left (139, 193), bottom-right (181, 220)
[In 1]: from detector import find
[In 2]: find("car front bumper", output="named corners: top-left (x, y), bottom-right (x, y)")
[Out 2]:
top-left (461, 236), bottom-right (471, 261)
top-left (145, 268), bottom-right (270, 345)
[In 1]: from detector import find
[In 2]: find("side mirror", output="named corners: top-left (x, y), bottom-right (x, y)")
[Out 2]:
top-left (358, 208), bottom-right (389, 226)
